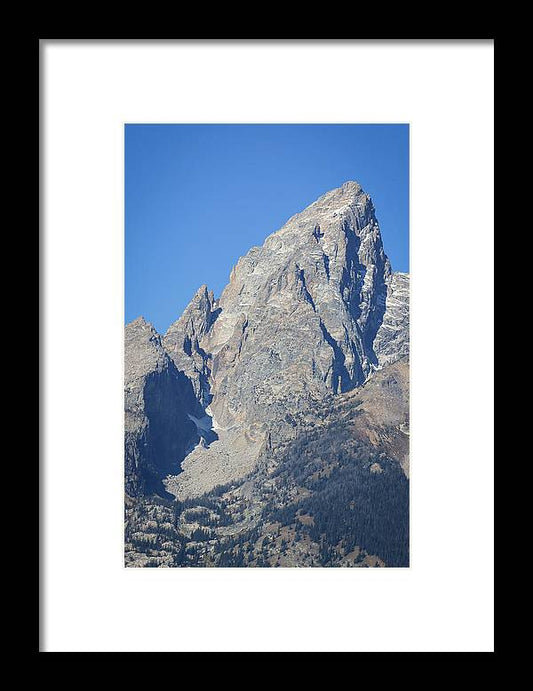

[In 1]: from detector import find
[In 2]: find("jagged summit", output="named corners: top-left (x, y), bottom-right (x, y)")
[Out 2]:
top-left (124, 317), bottom-right (166, 380)
top-left (163, 285), bottom-right (217, 409)
top-left (126, 315), bottom-right (152, 329)
top-left (300, 180), bottom-right (364, 209)
top-left (313, 179), bottom-right (364, 205)
top-left (165, 284), bottom-right (216, 342)
top-left (269, 180), bottom-right (372, 242)
top-left (200, 180), bottom-right (393, 428)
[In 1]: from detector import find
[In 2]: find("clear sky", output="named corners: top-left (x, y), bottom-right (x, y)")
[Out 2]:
top-left (125, 124), bottom-right (409, 333)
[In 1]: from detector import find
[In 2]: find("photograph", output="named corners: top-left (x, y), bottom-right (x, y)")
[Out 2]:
top-left (124, 124), bottom-right (410, 568)
top-left (41, 39), bottom-right (494, 653)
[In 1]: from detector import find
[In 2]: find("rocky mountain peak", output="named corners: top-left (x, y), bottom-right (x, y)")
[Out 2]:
top-left (278, 179), bottom-right (372, 232)
top-left (163, 285), bottom-right (218, 409)
top-left (124, 317), bottom-right (167, 381)
top-left (201, 181), bottom-right (395, 430)
top-left (125, 181), bottom-right (409, 501)
top-left (126, 315), bottom-right (154, 334)
top-left (166, 284), bottom-right (216, 346)
top-left (310, 179), bottom-right (365, 211)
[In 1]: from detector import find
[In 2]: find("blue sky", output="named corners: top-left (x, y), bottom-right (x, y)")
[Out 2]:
top-left (125, 124), bottom-right (409, 333)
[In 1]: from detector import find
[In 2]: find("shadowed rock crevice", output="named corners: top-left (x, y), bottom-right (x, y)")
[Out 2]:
top-left (143, 366), bottom-right (200, 472)
top-left (319, 318), bottom-right (351, 393)
top-left (209, 306), bottom-right (222, 328)
top-left (339, 219), bottom-right (366, 324)
top-left (295, 265), bottom-right (316, 311)
top-left (339, 217), bottom-right (389, 369)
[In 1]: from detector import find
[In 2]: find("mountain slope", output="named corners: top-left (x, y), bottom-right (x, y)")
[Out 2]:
top-left (125, 357), bottom-right (409, 567)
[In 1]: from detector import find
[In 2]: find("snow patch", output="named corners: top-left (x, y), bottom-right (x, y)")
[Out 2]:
top-left (187, 413), bottom-right (214, 433)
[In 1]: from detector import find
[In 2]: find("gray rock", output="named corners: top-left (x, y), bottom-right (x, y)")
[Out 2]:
top-left (374, 272), bottom-right (409, 367)
top-left (203, 181), bottom-right (392, 435)
top-left (124, 317), bottom-right (200, 497)
top-left (163, 285), bottom-right (218, 408)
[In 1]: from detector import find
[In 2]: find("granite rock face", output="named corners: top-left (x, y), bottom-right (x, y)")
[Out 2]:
top-left (374, 271), bottom-right (409, 367)
top-left (124, 317), bottom-right (201, 497)
top-left (163, 285), bottom-right (218, 408)
top-left (204, 181), bottom-right (392, 433)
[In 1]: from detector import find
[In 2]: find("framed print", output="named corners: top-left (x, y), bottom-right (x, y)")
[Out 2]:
top-left (41, 39), bottom-right (494, 652)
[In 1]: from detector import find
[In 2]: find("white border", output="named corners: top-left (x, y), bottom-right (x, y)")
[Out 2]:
top-left (42, 40), bottom-right (494, 652)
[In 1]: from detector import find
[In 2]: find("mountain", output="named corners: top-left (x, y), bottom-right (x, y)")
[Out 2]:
top-left (206, 181), bottom-right (391, 420)
top-left (374, 271), bottom-right (409, 367)
top-left (163, 284), bottom-right (217, 409)
top-left (124, 317), bottom-right (201, 497)
top-left (124, 181), bottom-right (409, 567)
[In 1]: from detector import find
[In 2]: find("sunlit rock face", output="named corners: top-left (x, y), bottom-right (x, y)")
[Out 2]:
top-left (374, 271), bottom-right (409, 368)
top-left (203, 181), bottom-right (394, 432)
top-left (163, 285), bottom-right (217, 409)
